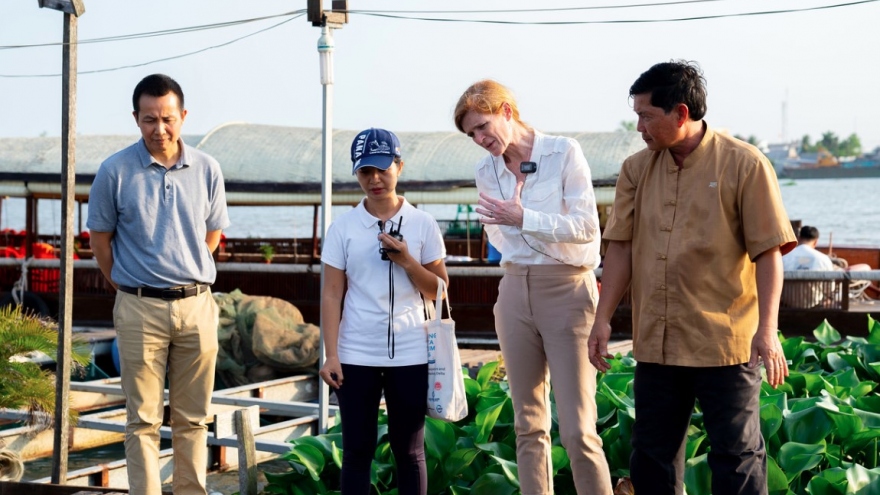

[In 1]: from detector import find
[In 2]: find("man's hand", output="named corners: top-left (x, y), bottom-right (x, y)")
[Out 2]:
top-left (588, 319), bottom-right (614, 372)
top-left (749, 328), bottom-right (788, 388)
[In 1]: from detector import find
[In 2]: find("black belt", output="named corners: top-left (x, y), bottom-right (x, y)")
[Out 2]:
top-left (118, 283), bottom-right (211, 300)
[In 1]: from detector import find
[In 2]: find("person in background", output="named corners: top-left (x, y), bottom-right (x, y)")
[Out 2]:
top-left (453, 80), bottom-right (612, 495)
top-left (588, 60), bottom-right (797, 495)
top-left (88, 74), bottom-right (230, 495)
top-left (781, 226), bottom-right (838, 307)
top-left (784, 226), bottom-right (836, 271)
top-left (318, 128), bottom-right (448, 495)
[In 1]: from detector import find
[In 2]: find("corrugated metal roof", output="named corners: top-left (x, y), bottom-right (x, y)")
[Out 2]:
top-left (0, 123), bottom-right (644, 204)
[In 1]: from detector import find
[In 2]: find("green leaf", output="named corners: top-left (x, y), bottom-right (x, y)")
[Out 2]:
top-left (599, 372), bottom-right (635, 394)
top-left (781, 336), bottom-right (805, 362)
top-left (551, 445), bottom-right (571, 475)
top-left (475, 400), bottom-right (506, 443)
top-left (470, 473), bottom-right (517, 495)
top-left (331, 441), bottom-right (343, 469)
top-left (868, 314), bottom-right (880, 344)
top-left (854, 408), bottom-right (880, 428)
top-left (449, 487), bottom-right (472, 495)
top-left (488, 455), bottom-right (520, 488)
top-left (684, 453), bottom-right (711, 495)
top-left (766, 456), bottom-right (789, 495)
top-left (814, 320), bottom-right (842, 346)
top-left (784, 405), bottom-right (833, 444)
top-left (806, 468), bottom-right (848, 495)
top-left (599, 382), bottom-right (635, 410)
top-left (777, 441), bottom-right (825, 479)
top-left (475, 442), bottom-right (516, 461)
top-left (292, 435), bottom-right (333, 458)
top-left (821, 404), bottom-right (863, 441)
top-left (685, 430), bottom-right (707, 460)
top-left (845, 463), bottom-right (880, 494)
top-left (287, 444), bottom-right (326, 481)
top-left (265, 469), bottom-right (307, 487)
top-left (476, 362), bottom-right (500, 389)
top-left (760, 403), bottom-right (784, 444)
top-left (425, 417), bottom-right (456, 459)
top-left (443, 448), bottom-right (482, 478)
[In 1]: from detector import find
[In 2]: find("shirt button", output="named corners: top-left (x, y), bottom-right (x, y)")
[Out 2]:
top-left (660, 285), bottom-right (667, 290)
top-left (166, 185), bottom-right (170, 189)
top-left (659, 316), bottom-right (666, 321)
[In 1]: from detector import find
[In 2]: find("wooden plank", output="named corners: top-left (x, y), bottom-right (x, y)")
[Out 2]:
top-left (235, 407), bottom-right (259, 495)
top-left (0, 481), bottom-right (132, 494)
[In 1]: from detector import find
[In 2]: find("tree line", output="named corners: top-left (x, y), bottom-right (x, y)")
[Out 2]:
top-left (619, 121), bottom-right (865, 158)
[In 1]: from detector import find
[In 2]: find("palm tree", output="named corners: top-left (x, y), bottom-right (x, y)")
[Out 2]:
top-left (0, 305), bottom-right (91, 428)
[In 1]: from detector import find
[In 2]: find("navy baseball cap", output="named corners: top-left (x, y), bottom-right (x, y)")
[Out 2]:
top-left (351, 128), bottom-right (401, 174)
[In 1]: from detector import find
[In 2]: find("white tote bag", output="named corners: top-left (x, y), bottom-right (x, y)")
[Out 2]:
top-left (425, 278), bottom-right (468, 422)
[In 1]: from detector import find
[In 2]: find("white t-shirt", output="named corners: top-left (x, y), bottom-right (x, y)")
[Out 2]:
top-left (474, 132), bottom-right (602, 269)
top-left (781, 243), bottom-right (838, 307)
top-left (321, 198), bottom-right (446, 367)
top-left (782, 244), bottom-right (836, 271)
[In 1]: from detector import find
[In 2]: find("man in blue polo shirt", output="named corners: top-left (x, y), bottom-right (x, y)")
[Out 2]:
top-left (88, 73), bottom-right (230, 495)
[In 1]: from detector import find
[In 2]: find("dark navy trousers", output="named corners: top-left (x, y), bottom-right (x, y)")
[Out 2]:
top-left (630, 362), bottom-right (767, 495)
top-left (336, 363), bottom-right (428, 495)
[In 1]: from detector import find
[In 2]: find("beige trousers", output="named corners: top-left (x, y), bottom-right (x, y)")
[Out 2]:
top-left (114, 290), bottom-right (219, 495)
top-left (495, 264), bottom-right (613, 495)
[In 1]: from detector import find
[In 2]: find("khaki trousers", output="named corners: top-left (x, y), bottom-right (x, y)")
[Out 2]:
top-left (495, 264), bottom-right (612, 495)
top-left (114, 289), bottom-right (219, 495)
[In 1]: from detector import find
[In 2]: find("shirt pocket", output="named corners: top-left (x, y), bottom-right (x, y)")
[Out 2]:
top-left (523, 181), bottom-right (561, 211)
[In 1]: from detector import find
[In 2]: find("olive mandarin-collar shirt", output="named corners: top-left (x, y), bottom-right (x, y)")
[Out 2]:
top-left (603, 124), bottom-right (796, 367)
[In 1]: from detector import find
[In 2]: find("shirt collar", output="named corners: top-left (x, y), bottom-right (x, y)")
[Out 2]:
top-left (136, 138), bottom-right (190, 170)
top-left (355, 197), bottom-right (413, 230)
top-left (476, 130), bottom-right (548, 173)
top-left (680, 121), bottom-right (713, 170)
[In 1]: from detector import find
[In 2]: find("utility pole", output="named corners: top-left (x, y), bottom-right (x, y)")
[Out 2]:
top-left (37, 0), bottom-right (85, 485)
top-left (308, 0), bottom-right (347, 434)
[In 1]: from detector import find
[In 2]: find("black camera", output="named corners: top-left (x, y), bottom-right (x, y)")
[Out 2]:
top-left (520, 161), bottom-right (537, 174)
top-left (378, 219), bottom-right (403, 261)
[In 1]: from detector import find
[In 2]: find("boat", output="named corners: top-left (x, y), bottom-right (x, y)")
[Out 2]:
top-left (782, 148), bottom-right (880, 179)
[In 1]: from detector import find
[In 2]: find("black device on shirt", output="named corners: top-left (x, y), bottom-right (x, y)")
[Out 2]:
top-left (520, 161), bottom-right (537, 174)
top-left (378, 218), bottom-right (403, 261)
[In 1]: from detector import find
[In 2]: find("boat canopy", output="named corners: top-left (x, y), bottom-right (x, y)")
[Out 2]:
top-left (0, 123), bottom-right (645, 206)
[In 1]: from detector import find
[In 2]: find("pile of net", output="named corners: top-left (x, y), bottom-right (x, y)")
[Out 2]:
top-left (214, 289), bottom-right (320, 387)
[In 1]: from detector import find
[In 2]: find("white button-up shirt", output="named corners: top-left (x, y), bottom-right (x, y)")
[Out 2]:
top-left (474, 132), bottom-right (601, 269)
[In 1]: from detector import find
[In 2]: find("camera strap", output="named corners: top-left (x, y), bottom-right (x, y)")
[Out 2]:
top-left (386, 256), bottom-right (395, 359)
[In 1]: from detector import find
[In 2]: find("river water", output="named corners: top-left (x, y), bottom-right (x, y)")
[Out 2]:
top-left (3, 177), bottom-right (878, 247)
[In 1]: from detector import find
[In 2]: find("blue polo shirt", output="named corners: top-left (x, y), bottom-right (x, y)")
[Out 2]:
top-left (87, 138), bottom-right (230, 288)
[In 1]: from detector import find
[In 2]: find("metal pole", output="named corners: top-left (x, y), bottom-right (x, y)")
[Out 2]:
top-left (317, 23), bottom-right (334, 434)
top-left (52, 11), bottom-right (77, 484)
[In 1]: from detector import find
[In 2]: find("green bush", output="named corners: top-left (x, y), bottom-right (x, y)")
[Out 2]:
top-left (263, 317), bottom-right (880, 495)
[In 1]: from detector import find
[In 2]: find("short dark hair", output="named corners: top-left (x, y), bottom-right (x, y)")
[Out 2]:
top-left (629, 60), bottom-right (707, 121)
top-left (132, 74), bottom-right (184, 115)
top-left (799, 225), bottom-right (820, 241)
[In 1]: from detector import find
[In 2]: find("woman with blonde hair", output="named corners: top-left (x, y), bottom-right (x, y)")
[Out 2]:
top-left (454, 80), bottom-right (612, 495)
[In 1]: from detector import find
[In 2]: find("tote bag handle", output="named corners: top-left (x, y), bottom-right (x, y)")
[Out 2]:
top-left (426, 278), bottom-right (451, 321)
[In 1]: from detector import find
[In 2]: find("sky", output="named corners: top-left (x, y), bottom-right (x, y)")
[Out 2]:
top-left (1, 0), bottom-right (879, 151)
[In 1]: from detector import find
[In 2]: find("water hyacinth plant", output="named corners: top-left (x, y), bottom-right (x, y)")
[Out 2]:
top-left (263, 316), bottom-right (880, 495)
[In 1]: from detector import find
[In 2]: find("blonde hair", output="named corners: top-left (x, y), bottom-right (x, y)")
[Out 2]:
top-left (453, 79), bottom-right (527, 133)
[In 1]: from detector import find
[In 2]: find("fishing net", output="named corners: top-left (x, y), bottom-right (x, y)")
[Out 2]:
top-left (214, 289), bottom-right (320, 388)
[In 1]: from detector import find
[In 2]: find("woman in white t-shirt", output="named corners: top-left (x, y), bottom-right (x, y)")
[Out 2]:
top-left (319, 128), bottom-right (448, 495)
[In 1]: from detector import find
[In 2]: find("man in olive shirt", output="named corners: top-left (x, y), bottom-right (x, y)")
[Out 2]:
top-left (588, 61), bottom-right (796, 494)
